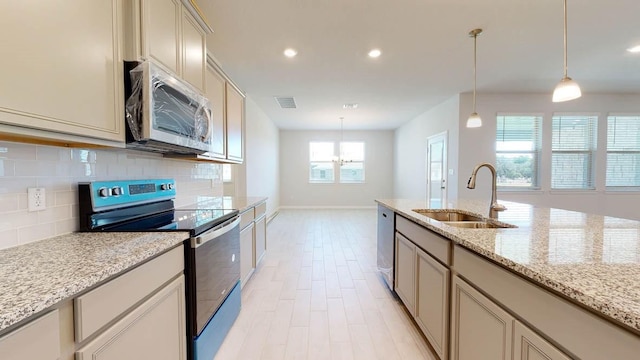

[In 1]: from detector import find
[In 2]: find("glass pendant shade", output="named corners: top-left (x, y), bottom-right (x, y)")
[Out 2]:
top-left (466, 112), bottom-right (482, 128)
top-left (552, 76), bottom-right (581, 102)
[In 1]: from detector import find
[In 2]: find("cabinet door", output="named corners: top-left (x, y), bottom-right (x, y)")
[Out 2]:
top-left (240, 222), bottom-right (255, 288)
top-left (181, 8), bottom-right (207, 92)
top-left (141, 0), bottom-right (181, 75)
top-left (416, 248), bottom-right (450, 360)
top-left (0, 310), bottom-right (60, 360)
top-left (226, 83), bottom-right (244, 162)
top-left (395, 233), bottom-right (416, 315)
top-left (0, 0), bottom-right (124, 143)
top-left (76, 276), bottom-right (186, 360)
top-left (514, 321), bottom-right (571, 360)
top-left (255, 215), bottom-right (267, 266)
top-left (451, 276), bottom-right (514, 360)
top-left (205, 65), bottom-right (226, 158)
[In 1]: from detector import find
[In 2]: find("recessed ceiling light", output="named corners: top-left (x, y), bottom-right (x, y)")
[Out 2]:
top-left (627, 45), bottom-right (640, 53)
top-left (368, 49), bottom-right (381, 58)
top-left (284, 48), bottom-right (298, 58)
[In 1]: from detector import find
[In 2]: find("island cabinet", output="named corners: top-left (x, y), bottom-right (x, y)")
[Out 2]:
top-left (126, 0), bottom-right (210, 92)
top-left (0, 0), bottom-right (126, 146)
top-left (239, 200), bottom-right (267, 288)
top-left (395, 215), bottom-right (451, 360)
top-left (452, 245), bottom-right (640, 360)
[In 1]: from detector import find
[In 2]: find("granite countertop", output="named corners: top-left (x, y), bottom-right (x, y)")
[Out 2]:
top-left (0, 231), bottom-right (188, 334)
top-left (177, 196), bottom-right (267, 213)
top-left (376, 198), bottom-right (640, 332)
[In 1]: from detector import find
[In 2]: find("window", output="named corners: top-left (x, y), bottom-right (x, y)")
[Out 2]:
top-left (495, 115), bottom-right (542, 189)
top-left (339, 142), bottom-right (365, 183)
top-left (309, 142), bottom-right (335, 183)
top-left (308, 141), bottom-right (365, 183)
top-left (606, 115), bottom-right (640, 188)
top-left (551, 115), bottom-right (597, 189)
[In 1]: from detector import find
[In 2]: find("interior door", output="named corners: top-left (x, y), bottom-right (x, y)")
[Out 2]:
top-left (427, 132), bottom-right (448, 208)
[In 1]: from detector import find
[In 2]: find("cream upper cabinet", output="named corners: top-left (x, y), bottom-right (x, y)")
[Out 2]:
top-left (0, 0), bottom-right (125, 145)
top-left (130, 0), bottom-right (208, 92)
top-left (226, 82), bottom-right (245, 163)
top-left (205, 65), bottom-right (227, 158)
top-left (181, 9), bottom-right (207, 91)
top-left (140, 0), bottom-right (181, 74)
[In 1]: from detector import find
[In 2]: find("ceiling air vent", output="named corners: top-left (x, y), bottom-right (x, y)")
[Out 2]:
top-left (275, 96), bottom-right (297, 109)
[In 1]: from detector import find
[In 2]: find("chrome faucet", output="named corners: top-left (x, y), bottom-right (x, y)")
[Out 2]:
top-left (467, 162), bottom-right (507, 219)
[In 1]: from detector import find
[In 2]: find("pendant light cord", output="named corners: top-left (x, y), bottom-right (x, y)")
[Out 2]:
top-left (563, 0), bottom-right (568, 78)
top-left (473, 32), bottom-right (477, 112)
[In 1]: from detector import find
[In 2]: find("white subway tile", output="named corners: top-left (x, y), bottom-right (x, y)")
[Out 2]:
top-left (55, 190), bottom-right (76, 206)
top-left (0, 229), bottom-right (18, 250)
top-left (0, 211), bottom-right (33, 230)
top-left (15, 161), bottom-right (57, 177)
top-left (0, 160), bottom-right (16, 176)
top-left (2, 142), bottom-right (37, 160)
top-left (0, 194), bottom-right (18, 212)
top-left (55, 218), bottom-right (77, 235)
top-left (18, 222), bottom-right (56, 245)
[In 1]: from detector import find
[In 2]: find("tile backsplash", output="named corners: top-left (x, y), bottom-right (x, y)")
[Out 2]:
top-left (0, 140), bottom-right (223, 250)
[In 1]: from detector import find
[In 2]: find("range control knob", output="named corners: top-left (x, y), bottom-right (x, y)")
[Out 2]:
top-left (168, 183), bottom-right (174, 190)
top-left (160, 183), bottom-right (168, 190)
top-left (112, 186), bottom-right (123, 196)
top-left (98, 187), bottom-right (110, 198)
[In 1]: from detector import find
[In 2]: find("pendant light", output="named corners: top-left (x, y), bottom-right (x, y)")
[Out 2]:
top-left (467, 28), bottom-right (483, 128)
top-left (333, 117), bottom-right (352, 166)
top-left (552, 0), bottom-right (581, 102)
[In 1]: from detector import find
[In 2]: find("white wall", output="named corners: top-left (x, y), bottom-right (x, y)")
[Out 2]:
top-left (0, 141), bottom-right (223, 250)
top-left (394, 95), bottom-right (460, 202)
top-left (457, 92), bottom-right (640, 220)
top-left (245, 96), bottom-right (280, 217)
top-left (279, 130), bottom-right (394, 208)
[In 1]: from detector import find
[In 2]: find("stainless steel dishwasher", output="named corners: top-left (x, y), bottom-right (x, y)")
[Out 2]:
top-left (377, 204), bottom-right (395, 291)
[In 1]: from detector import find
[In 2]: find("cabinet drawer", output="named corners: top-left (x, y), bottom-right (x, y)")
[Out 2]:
top-left (74, 245), bottom-right (184, 342)
top-left (255, 201), bottom-right (267, 218)
top-left (0, 310), bottom-right (60, 360)
top-left (240, 208), bottom-right (255, 230)
top-left (396, 215), bottom-right (451, 265)
top-left (76, 276), bottom-right (186, 360)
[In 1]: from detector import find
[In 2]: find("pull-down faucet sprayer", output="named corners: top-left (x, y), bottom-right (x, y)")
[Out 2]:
top-left (467, 162), bottom-right (507, 219)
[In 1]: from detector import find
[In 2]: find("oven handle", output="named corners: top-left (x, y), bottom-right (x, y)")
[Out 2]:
top-left (191, 216), bottom-right (240, 248)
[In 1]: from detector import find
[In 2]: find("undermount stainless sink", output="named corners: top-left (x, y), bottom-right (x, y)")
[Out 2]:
top-left (412, 209), bottom-right (516, 229)
top-left (441, 221), bottom-right (514, 229)
top-left (412, 209), bottom-right (484, 222)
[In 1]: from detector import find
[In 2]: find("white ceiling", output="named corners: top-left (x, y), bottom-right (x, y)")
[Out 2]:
top-left (199, 0), bottom-right (640, 130)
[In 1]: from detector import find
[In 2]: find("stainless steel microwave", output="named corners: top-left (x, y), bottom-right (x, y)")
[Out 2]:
top-left (124, 60), bottom-right (213, 154)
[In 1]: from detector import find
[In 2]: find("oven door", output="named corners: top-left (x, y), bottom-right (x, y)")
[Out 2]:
top-left (186, 216), bottom-right (241, 334)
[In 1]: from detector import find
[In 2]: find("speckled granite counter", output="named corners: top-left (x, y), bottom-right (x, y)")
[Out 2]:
top-left (177, 196), bottom-right (267, 213)
top-left (376, 198), bottom-right (640, 332)
top-left (0, 231), bottom-right (188, 334)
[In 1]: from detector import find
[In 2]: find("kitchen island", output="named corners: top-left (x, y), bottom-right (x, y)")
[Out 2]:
top-left (377, 198), bottom-right (640, 360)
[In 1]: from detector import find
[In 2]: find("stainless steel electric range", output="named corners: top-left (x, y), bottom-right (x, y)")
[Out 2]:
top-left (78, 179), bottom-right (240, 360)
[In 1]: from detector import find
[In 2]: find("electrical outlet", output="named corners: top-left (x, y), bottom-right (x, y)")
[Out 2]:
top-left (28, 187), bottom-right (46, 212)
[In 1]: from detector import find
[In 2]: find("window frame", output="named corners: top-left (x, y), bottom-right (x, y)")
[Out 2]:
top-left (605, 114), bottom-right (640, 190)
top-left (309, 141), bottom-right (336, 183)
top-left (495, 114), bottom-right (543, 190)
top-left (550, 113), bottom-right (598, 191)
top-left (338, 141), bottom-right (366, 184)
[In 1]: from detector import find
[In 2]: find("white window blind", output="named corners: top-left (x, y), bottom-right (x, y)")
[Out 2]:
top-left (339, 142), bottom-right (365, 183)
top-left (309, 142), bottom-right (335, 183)
top-left (496, 115), bottom-right (542, 189)
top-left (551, 115), bottom-right (597, 189)
top-left (606, 115), bottom-right (640, 188)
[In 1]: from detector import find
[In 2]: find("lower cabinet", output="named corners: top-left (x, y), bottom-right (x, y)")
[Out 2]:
top-left (514, 320), bottom-right (571, 360)
top-left (395, 233), bottom-right (416, 315)
top-left (75, 276), bottom-right (186, 360)
top-left (0, 310), bottom-right (60, 360)
top-left (450, 276), bottom-right (513, 360)
top-left (451, 275), bottom-right (571, 360)
top-left (255, 214), bottom-right (266, 265)
top-left (240, 222), bottom-right (255, 288)
top-left (416, 248), bottom-right (450, 360)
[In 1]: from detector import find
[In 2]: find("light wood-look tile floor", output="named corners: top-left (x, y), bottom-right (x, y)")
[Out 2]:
top-left (215, 209), bottom-right (435, 360)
